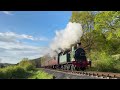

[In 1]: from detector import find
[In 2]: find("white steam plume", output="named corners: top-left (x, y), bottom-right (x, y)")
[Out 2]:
top-left (50, 22), bottom-right (83, 53)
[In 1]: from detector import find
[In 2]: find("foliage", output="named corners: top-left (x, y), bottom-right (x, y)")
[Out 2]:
top-left (70, 11), bottom-right (120, 72)
top-left (94, 11), bottom-right (120, 54)
top-left (0, 64), bottom-right (52, 79)
top-left (19, 58), bottom-right (35, 71)
top-left (0, 65), bottom-right (28, 79)
top-left (0, 58), bottom-right (53, 79)
top-left (28, 70), bottom-right (53, 79)
top-left (70, 11), bottom-right (95, 53)
top-left (89, 51), bottom-right (117, 72)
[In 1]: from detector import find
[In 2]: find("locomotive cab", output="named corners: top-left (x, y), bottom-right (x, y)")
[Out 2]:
top-left (74, 43), bottom-right (87, 62)
top-left (72, 43), bottom-right (88, 71)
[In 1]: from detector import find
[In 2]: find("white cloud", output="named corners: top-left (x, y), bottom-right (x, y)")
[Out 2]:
top-left (0, 31), bottom-right (48, 43)
top-left (0, 31), bottom-right (49, 64)
top-left (0, 42), bottom-right (50, 64)
top-left (1, 11), bottom-right (13, 15)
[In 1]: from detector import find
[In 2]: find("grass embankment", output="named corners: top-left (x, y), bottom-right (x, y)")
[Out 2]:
top-left (28, 69), bottom-right (53, 79)
top-left (0, 60), bottom-right (53, 79)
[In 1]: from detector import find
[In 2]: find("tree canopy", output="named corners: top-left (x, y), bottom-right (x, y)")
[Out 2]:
top-left (70, 11), bottom-right (120, 55)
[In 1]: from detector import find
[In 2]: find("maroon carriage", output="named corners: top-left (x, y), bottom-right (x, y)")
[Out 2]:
top-left (48, 57), bottom-right (58, 69)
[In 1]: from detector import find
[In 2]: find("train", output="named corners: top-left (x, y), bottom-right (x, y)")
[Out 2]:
top-left (41, 42), bottom-right (91, 71)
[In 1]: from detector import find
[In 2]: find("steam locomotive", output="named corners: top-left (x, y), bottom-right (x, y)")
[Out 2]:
top-left (41, 43), bottom-right (91, 71)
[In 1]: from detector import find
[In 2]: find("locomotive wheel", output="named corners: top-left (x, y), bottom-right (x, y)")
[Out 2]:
top-left (64, 65), bottom-right (67, 70)
top-left (62, 65), bottom-right (64, 70)
top-left (68, 65), bottom-right (71, 70)
top-left (64, 65), bottom-right (66, 70)
top-left (76, 67), bottom-right (80, 71)
top-left (80, 67), bottom-right (86, 71)
top-left (69, 65), bottom-right (71, 70)
top-left (54, 66), bottom-right (56, 69)
top-left (52, 66), bottom-right (54, 69)
top-left (71, 65), bottom-right (75, 71)
top-left (67, 65), bottom-right (71, 70)
top-left (63, 65), bottom-right (65, 70)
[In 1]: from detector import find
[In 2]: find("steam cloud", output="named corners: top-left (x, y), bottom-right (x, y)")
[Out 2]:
top-left (50, 22), bottom-right (83, 55)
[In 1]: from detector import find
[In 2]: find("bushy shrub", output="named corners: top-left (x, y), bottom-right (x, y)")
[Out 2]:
top-left (0, 59), bottom-right (53, 79)
top-left (0, 69), bottom-right (5, 78)
top-left (8, 66), bottom-right (28, 78)
top-left (89, 51), bottom-right (118, 72)
top-left (24, 64), bottom-right (35, 71)
top-left (0, 65), bottom-right (28, 79)
top-left (19, 60), bottom-right (35, 71)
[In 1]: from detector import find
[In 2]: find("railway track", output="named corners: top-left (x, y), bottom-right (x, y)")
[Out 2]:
top-left (44, 68), bottom-right (120, 79)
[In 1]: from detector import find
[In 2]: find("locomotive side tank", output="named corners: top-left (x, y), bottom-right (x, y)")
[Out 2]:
top-left (59, 52), bottom-right (70, 64)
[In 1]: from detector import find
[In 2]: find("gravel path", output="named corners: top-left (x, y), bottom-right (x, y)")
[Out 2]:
top-left (42, 69), bottom-right (102, 79)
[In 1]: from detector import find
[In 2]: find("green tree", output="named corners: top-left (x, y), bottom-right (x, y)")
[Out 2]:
top-left (69, 11), bottom-right (120, 72)
top-left (70, 11), bottom-right (95, 54)
top-left (94, 11), bottom-right (120, 54)
top-left (19, 58), bottom-right (35, 71)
